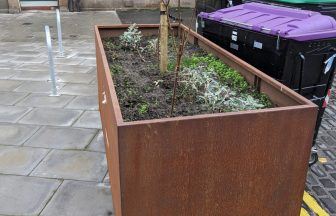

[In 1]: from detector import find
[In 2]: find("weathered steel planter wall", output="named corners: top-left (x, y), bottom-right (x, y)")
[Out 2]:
top-left (95, 24), bottom-right (318, 216)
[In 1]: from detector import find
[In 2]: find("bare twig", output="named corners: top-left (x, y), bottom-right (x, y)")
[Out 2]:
top-left (170, 7), bottom-right (196, 116)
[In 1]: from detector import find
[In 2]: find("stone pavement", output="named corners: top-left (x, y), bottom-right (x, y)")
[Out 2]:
top-left (306, 82), bottom-right (336, 215)
top-left (0, 9), bottom-right (335, 216)
top-left (0, 11), bottom-right (121, 216)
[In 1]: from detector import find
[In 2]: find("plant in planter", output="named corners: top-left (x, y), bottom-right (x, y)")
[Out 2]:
top-left (95, 23), bottom-right (317, 216)
top-left (103, 24), bottom-right (272, 121)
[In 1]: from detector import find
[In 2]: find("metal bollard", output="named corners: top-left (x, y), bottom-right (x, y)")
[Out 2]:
top-left (56, 9), bottom-right (64, 56)
top-left (45, 25), bottom-right (59, 96)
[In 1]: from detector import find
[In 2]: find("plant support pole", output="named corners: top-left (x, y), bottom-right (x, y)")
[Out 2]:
top-left (56, 9), bottom-right (64, 56)
top-left (159, 1), bottom-right (168, 73)
top-left (45, 25), bottom-right (59, 96)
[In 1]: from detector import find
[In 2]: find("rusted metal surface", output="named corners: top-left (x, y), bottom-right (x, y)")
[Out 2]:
top-left (95, 24), bottom-right (318, 216)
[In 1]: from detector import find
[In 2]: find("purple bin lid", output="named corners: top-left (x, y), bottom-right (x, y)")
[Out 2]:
top-left (198, 3), bottom-right (336, 41)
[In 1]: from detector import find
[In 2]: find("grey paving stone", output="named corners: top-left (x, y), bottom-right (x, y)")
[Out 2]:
top-left (14, 81), bottom-right (65, 94)
top-left (0, 62), bottom-right (21, 69)
top-left (0, 175), bottom-right (61, 215)
top-left (0, 123), bottom-right (39, 145)
top-left (306, 173), bottom-right (318, 185)
top-left (31, 150), bottom-right (107, 181)
top-left (323, 164), bottom-right (336, 172)
top-left (76, 53), bottom-right (96, 59)
top-left (80, 59), bottom-right (97, 66)
top-left (60, 83), bottom-right (97, 96)
top-left (19, 108), bottom-right (82, 126)
top-left (57, 72), bottom-right (95, 84)
top-left (10, 56), bottom-right (47, 64)
top-left (73, 111), bottom-right (102, 129)
top-left (54, 58), bottom-right (84, 65)
top-left (312, 186), bottom-right (328, 196)
top-left (41, 180), bottom-right (113, 216)
top-left (25, 126), bottom-right (96, 150)
top-left (10, 70), bottom-right (50, 81)
top-left (0, 80), bottom-right (22, 91)
top-left (320, 198), bottom-right (336, 214)
top-left (55, 64), bottom-right (95, 73)
top-left (66, 95), bottom-right (98, 110)
top-left (87, 130), bottom-right (105, 152)
top-left (324, 150), bottom-right (336, 160)
top-left (17, 63), bottom-right (50, 71)
top-left (0, 69), bottom-right (17, 79)
top-left (320, 178), bottom-right (336, 188)
top-left (311, 165), bottom-right (328, 178)
top-left (331, 173), bottom-right (336, 181)
top-left (0, 105), bottom-right (31, 123)
top-left (330, 190), bottom-right (336, 200)
top-left (0, 146), bottom-right (49, 175)
top-left (17, 94), bottom-right (74, 108)
top-left (0, 92), bottom-right (28, 105)
top-left (10, 50), bottom-right (42, 57)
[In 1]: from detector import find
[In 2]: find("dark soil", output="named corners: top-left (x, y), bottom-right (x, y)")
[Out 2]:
top-left (103, 36), bottom-right (268, 122)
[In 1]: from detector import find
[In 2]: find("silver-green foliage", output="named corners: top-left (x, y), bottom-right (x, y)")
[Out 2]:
top-left (119, 24), bottom-right (142, 50)
top-left (182, 66), bottom-right (266, 112)
top-left (146, 38), bottom-right (158, 53)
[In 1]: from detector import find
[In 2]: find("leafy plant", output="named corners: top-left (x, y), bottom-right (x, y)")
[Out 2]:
top-left (138, 103), bottom-right (149, 115)
top-left (180, 57), bottom-right (269, 112)
top-left (146, 38), bottom-right (158, 53)
top-left (110, 64), bottom-right (123, 74)
top-left (119, 24), bottom-right (142, 50)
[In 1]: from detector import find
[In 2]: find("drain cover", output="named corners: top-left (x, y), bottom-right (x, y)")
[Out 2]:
top-left (70, 35), bottom-right (78, 38)
top-left (22, 22), bottom-right (32, 26)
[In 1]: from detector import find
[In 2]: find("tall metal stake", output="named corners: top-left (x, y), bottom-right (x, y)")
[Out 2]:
top-left (159, 1), bottom-right (168, 73)
top-left (56, 9), bottom-right (64, 56)
top-left (45, 25), bottom-right (59, 96)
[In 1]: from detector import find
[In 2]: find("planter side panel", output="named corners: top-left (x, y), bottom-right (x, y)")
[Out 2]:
top-left (95, 31), bottom-right (122, 215)
top-left (118, 108), bottom-right (316, 216)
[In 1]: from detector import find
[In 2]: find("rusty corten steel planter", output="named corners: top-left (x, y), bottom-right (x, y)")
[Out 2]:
top-left (95, 24), bottom-right (318, 216)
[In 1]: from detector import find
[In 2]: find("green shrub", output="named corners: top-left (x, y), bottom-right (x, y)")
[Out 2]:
top-left (138, 103), bottom-right (149, 115)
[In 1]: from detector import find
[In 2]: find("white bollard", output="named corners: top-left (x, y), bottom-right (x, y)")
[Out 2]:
top-left (45, 25), bottom-right (59, 96)
top-left (56, 9), bottom-right (64, 56)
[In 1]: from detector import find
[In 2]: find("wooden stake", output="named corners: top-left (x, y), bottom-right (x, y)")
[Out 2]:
top-left (159, 1), bottom-right (168, 73)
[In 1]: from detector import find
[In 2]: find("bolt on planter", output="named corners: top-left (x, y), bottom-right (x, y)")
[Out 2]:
top-left (95, 24), bottom-right (318, 216)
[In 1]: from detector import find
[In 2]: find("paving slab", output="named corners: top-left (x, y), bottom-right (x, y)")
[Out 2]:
top-left (11, 70), bottom-right (50, 81)
top-left (17, 63), bottom-right (50, 71)
top-left (14, 81), bottom-right (65, 94)
top-left (54, 58), bottom-right (85, 65)
top-left (0, 105), bottom-right (31, 123)
top-left (31, 149), bottom-right (107, 181)
top-left (0, 145), bottom-right (49, 175)
top-left (25, 126), bottom-right (96, 150)
top-left (87, 130), bottom-right (105, 152)
top-left (55, 64), bottom-right (95, 73)
top-left (80, 59), bottom-right (97, 66)
top-left (0, 123), bottom-right (39, 145)
top-left (0, 175), bottom-right (61, 216)
top-left (60, 83), bottom-right (98, 96)
top-left (17, 93), bottom-right (74, 108)
top-left (0, 69), bottom-right (17, 79)
top-left (19, 108), bottom-right (82, 126)
top-left (57, 72), bottom-right (96, 84)
top-left (10, 56), bottom-right (47, 64)
top-left (10, 50), bottom-right (42, 57)
top-left (0, 62), bottom-right (21, 69)
top-left (0, 92), bottom-right (28, 105)
top-left (41, 180), bottom-right (113, 216)
top-left (73, 111), bottom-right (102, 129)
top-left (66, 95), bottom-right (98, 110)
top-left (0, 80), bottom-right (23, 91)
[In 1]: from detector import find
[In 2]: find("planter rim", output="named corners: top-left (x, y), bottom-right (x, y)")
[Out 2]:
top-left (95, 24), bottom-right (317, 126)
